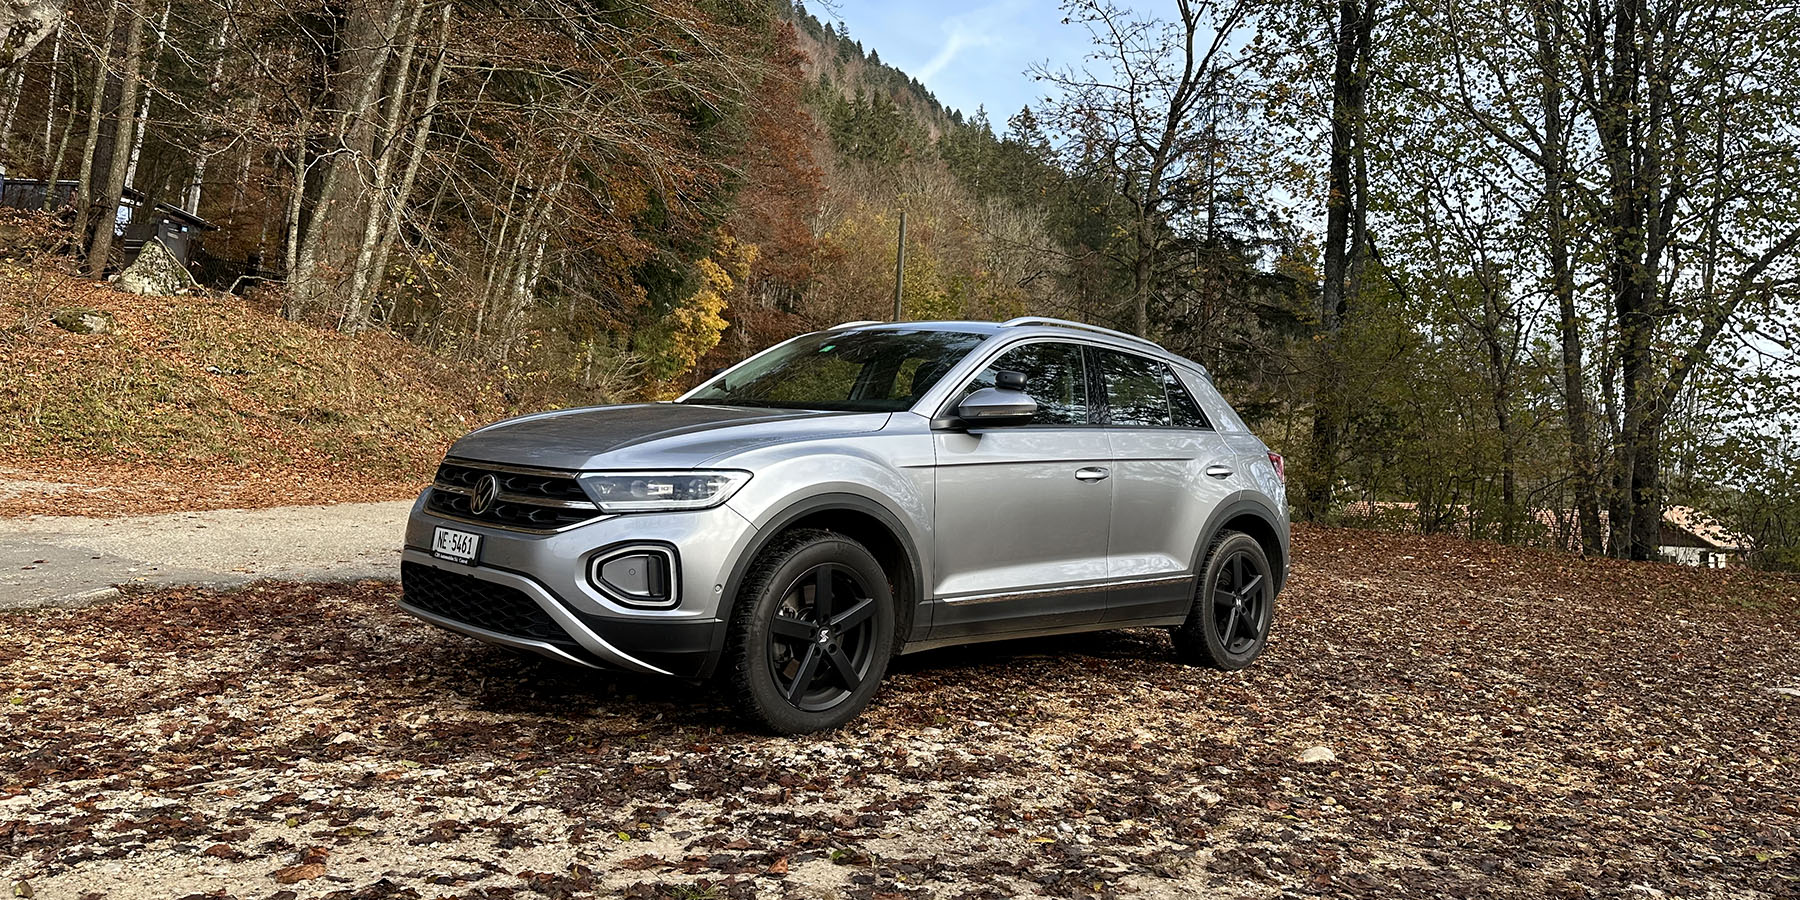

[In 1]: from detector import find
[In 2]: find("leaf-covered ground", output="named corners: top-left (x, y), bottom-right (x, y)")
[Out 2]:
top-left (3, 526), bottom-right (1798, 899)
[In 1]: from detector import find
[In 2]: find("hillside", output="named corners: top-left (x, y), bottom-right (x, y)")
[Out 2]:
top-left (0, 264), bottom-right (584, 516)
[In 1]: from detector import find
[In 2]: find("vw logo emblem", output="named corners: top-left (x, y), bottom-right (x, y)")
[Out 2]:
top-left (469, 474), bottom-right (502, 515)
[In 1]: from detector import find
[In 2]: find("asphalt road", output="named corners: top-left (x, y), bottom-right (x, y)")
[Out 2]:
top-left (0, 501), bottom-right (412, 610)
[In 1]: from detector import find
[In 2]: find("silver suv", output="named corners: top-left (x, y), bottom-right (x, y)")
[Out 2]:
top-left (401, 318), bottom-right (1289, 733)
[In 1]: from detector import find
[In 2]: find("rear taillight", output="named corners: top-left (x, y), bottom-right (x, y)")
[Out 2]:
top-left (1268, 452), bottom-right (1286, 483)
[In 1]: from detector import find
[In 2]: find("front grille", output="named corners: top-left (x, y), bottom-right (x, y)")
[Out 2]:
top-left (425, 460), bottom-right (601, 531)
top-left (401, 562), bottom-right (576, 648)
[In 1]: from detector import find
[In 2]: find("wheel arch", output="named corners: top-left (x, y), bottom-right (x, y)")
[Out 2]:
top-left (706, 492), bottom-right (927, 677)
top-left (1193, 494), bottom-right (1289, 594)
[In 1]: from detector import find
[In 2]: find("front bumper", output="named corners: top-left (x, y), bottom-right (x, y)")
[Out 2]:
top-left (399, 491), bottom-right (759, 679)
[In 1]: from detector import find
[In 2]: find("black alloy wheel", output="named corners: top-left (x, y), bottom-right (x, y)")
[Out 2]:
top-left (1172, 530), bottom-right (1275, 670)
top-left (766, 563), bottom-right (881, 711)
top-left (1211, 550), bottom-right (1268, 655)
top-left (725, 529), bottom-right (895, 733)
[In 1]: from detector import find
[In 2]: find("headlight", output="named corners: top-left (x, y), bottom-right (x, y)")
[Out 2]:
top-left (577, 470), bottom-right (751, 513)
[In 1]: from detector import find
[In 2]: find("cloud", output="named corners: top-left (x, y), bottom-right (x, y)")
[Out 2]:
top-left (915, 0), bottom-right (1025, 83)
top-left (918, 29), bottom-right (974, 81)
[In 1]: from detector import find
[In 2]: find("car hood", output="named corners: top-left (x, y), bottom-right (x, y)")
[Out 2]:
top-left (447, 403), bottom-right (890, 471)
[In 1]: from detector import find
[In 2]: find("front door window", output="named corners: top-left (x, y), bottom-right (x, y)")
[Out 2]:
top-left (956, 341), bottom-right (1091, 425)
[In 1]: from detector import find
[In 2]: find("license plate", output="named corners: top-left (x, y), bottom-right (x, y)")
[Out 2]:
top-left (431, 527), bottom-right (481, 564)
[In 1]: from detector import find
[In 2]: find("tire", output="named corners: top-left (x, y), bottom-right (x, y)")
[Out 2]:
top-left (1172, 530), bottom-right (1275, 670)
top-left (724, 529), bottom-right (895, 734)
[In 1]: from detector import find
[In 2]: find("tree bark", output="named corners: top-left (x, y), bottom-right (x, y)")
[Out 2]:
top-left (84, 0), bottom-right (144, 276)
top-left (36, 24), bottom-right (59, 167)
top-left (342, 0), bottom-right (427, 330)
top-left (184, 19), bottom-right (229, 212)
top-left (41, 103), bottom-right (73, 210)
top-left (1532, 0), bottom-right (1604, 555)
top-left (121, 0), bottom-right (168, 189)
top-left (72, 0), bottom-right (119, 235)
top-left (282, 112), bottom-right (309, 316)
top-left (1299, 0), bottom-right (1375, 522)
top-left (363, 4), bottom-right (451, 319)
top-left (1, 60), bottom-right (24, 145)
top-left (290, 0), bottom-right (407, 312)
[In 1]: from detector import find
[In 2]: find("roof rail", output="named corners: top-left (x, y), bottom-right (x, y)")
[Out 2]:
top-left (999, 316), bottom-right (1162, 350)
top-left (829, 320), bottom-right (883, 330)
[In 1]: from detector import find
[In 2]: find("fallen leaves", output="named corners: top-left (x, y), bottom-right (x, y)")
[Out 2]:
top-left (269, 863), bottom-right (324, 885)
top-left (0, 270), bottom-right (576, 520)
top-left (0, 526), bottom-right (1796, 897)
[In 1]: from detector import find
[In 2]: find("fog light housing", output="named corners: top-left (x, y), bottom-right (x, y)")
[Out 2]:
top-left (590, 544), bottom-right (678, 608)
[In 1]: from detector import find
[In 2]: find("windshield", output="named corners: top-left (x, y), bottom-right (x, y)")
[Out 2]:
top-left (683, 329), bottom-right (989, 412)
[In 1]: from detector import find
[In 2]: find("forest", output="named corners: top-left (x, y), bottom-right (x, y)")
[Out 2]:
top-left (0, 0), bottom-right (1797, 567)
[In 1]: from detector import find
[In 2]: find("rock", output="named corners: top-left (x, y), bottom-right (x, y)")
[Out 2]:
top-left (50, 307), bottom-right (114, 335)
top-left (1298, 746), bottom-right (1338, 764)
top-left (113, 238), bottom-right (197, 296)
top-left (330, 732), bottom-right (356, 744)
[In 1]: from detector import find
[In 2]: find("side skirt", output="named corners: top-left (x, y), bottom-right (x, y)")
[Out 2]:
top-left (896, 615), bottom-right (1189, 656)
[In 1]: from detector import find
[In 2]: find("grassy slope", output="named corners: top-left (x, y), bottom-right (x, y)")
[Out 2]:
top-left (0, 264), bottom-right (575, 515)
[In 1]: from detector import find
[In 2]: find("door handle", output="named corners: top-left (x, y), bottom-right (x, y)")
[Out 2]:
top-left (1075, 466), bottom-right (1111, 482)
top-left (1205, 464), bottom-right (1235, 479)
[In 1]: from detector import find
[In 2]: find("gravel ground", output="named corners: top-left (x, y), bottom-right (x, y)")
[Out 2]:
top-left (2, 526), bottom-right (1798, 899)
top-left (0, 502), bottom-right (409, 610)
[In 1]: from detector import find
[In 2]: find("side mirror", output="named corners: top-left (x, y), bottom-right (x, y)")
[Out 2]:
top-left (957, 387), bottom-right (1037, 426)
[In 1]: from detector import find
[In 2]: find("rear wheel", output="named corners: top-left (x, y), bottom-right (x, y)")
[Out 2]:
top-left (724, 529), bottom-right (894, 734)
top-left (1172, 530), bottom-right (1274, 669)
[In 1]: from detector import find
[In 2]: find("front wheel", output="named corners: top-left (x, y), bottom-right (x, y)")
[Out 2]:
top-left (723, 529), bottom-right (895, 734)
top-left (1172, 530), bottom-right (1274, 669)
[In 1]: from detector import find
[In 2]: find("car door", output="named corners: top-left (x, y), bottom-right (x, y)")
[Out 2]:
top-left (929, 340), bottom-right (1112, 639)
top-left (1093, 347), bottom-right (1240, 624)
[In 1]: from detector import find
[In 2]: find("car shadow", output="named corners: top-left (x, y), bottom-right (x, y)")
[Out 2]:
top-left (888, 626), bottom-right (1175, 676)
top-left (411, 626), bottom-right (1178, 735)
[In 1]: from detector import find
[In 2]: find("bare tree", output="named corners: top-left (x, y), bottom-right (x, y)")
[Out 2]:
top-left (72, 0), bottom-right (119, 240)
top-left (1036, 0), bottom-right (1252, 337)
top-left (85, 0), bottom-right (145, 275)
top-left (288, 0), bottom-right (408, 313)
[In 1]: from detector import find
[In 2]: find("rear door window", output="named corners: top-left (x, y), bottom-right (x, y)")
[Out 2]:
top-left (1095, 349), bottom-right (1212, 429)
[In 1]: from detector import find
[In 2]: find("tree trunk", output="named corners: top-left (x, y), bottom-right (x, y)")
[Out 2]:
top-left (342, 0), bottom-right (427, 330)
top-left (1629, 414), bottom-right (1662, 559)
top-left (121, 0), bottom-right (167, 189)
top-left (72, 0), bottom-right (119, 238)
top-left (364, 5), bottom-right (451, 314)
top-left (1532, 0), bottom-right (1603, 555)
top-left (41, 103), bottom-right (73, 210)
top-left (1, 61), bottom-right (24, 146)
top-left (36, 24), bottom-right (59, 167)
top-left (290, 0), bottom-right (407, 312)
top-left (184, 19), bottom-right (229, 212)
top-left (1131, 209), bottom-right (1153, 336)
top-left (1299, 0), bottom-right (1375, 522)
top-left (282, 113), bottom-right (309, 316)
top-left (85, 0), bottom-right (144, 277)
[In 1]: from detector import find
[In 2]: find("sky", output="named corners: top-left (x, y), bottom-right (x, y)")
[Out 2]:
top-left (817, 0), bottom-right (1104, 126)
